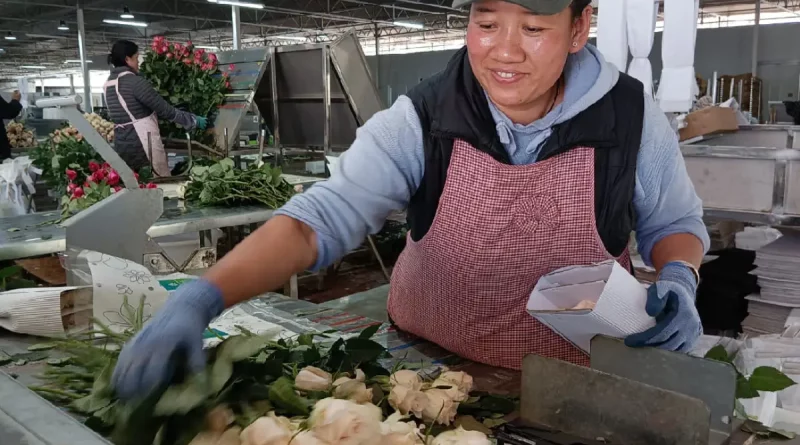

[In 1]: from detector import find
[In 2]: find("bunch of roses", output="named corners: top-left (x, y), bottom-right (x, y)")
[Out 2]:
top-left (151, 36), bottom-right (221, 74)
top-left (64, 161), bottom-right (155, 201)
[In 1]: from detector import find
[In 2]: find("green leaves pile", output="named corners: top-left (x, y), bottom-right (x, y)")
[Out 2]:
top-left (0, 265), bottom-right (36, 291)
top-left (183, 158), bottom-right (297, 208)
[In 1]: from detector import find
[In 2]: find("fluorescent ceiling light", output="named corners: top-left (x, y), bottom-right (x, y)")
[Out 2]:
top-left (58, 21), bottom-right (69, 31)
top-left (195, 45), bottom-right (219, 50)
top-left (27, 33), bottom-right (68, 39)
top-left (20, 65), bottom-right (47, 69)
top-left (64, 59), bottom-right (91, 64)
top-left (267, 35), bottom-right (307, 41)
top-left (5, 32), bottom-right (16, 40)
top-left (207, 0), bottom-right (265, 9)
top-left (103, 19), bottom-right (148, 27)
top-left (120, 6), bottom-right (134, 19)
top-left (392, 20), bottom-right (424, 29)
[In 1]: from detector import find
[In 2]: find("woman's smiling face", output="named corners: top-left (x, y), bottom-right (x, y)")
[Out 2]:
top-left (465, 0), bottom-right (591, 123)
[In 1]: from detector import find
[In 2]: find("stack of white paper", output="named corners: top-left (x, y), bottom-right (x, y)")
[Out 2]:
top-left (526, 260), bottom-right (655, 352)
top-left (740, 234), bottom-right (800, 335)
top-left (753, 235), bottom-right (800, 304)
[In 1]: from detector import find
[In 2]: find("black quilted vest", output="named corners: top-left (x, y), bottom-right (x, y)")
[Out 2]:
top-left (405, 47), bottom-right (644, 257)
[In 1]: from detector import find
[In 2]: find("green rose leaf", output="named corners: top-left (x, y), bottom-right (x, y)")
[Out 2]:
top-left (749, 366), bottom-right (796, 392)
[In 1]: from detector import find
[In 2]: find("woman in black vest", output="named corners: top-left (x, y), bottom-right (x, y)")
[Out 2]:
top-left (111, 0), bottom-right (709, 397)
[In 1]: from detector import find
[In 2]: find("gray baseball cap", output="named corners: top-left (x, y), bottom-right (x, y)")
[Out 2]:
top-left (451, 0), bottom-right (572, 15)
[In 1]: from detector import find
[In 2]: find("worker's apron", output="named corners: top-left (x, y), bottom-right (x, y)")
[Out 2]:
top-left (387, 140), bottom-right (631, 370)
top-left (104, 71), bottom-right (170, 177)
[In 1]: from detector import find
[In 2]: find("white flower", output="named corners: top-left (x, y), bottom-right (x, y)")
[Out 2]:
top-left (294, 366), bottom-right (332, 392)
top-left (240, 416), bottom-right (293, 445)
top-left (308, 398), bottom-right (382, 445)
top-left (381, 412), bottom-right (423, 445)
top-left (431, 378), bottom-right (468, 402)
top-left (388, 385), bottom-right (429, 418)
top-left (435, 371), bottom-right (473, 395)
top-left (390, 370), bottom-right (423, 391)
top-left (422, 389), bottom-right (458, 425)
top-left (333, 379), bottom-right (374, 404)
top-left (332, 369), bottom-right (366, 387)
top-left (293, 184), bottom-right (304, 193)
top-left (430, 427), bottom-right (491, 445)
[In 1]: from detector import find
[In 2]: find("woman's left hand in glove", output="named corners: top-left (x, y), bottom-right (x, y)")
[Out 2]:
top-left (625, 261), bottom-right (702, 353)
top-left (195, 115), bottom-right (208, 130)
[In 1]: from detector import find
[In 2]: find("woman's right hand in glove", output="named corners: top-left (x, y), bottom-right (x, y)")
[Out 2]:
top-left (111, 278), bottom-right (224, 400)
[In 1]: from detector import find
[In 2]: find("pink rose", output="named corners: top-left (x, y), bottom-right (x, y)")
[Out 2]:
top-left (67, 183), bottom-right (77, 193)
top-left (187, 40), bottom-right (193, 47)
top-left (146, 183), bottom-right (157, 189)
top-left (183, 59), bottom-right (192, 66)
top-left (106, 170), bottom-right (120, 186)
top-left (113, 186), bottom-right (122, 192)
top-left (92, 169), bottom-right (106, 182)
top-left (88, 161), bottom-right (100, 172)
top-left (225, 81), bottom-right (231, 89)
top-left (208, 53), bottom-right (217, 64)
top-left (229, 63), bottom-right (236, 72)
top-left (71, 187), bottom-right (84, 199)
top-left (194, 58), bottom-right (202, 66)
top-left (166, 53), bottom-right (173, 59)
top-left (65, 169), bottom-right (77, 181)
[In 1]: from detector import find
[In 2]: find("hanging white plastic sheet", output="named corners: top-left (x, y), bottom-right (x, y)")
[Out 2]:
top-left (657, 0), bottom-right (700, 112)
top-left (596, 0), bottom-right (628, 73)
top-left (626, 0), bottom-right (658, 96)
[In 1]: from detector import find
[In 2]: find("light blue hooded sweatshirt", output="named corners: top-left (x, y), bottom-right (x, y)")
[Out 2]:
top-left (276, 44), bottom-right (710, 270)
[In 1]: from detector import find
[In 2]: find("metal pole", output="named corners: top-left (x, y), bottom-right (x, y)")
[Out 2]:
top-left (322, 45), bottom-right (331, 155)
top-left (231, 6), bottom-right (241, 50)
top-left (77, 0), bottom-right (92, 112)
top-left (374, 24), bottom-right (380, 87)
top-left (751, 0), bottom-right (760, 76)
top-left (69, 74), bottom-right (75, 95)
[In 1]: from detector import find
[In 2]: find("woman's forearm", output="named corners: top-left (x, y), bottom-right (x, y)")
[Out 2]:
top-left (650, 233), bottom-right (705, 272)
top-left (204, 215), bottom-right (318, 307)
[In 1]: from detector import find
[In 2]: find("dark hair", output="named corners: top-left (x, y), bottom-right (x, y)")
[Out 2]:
top-left (570, 0), bottom-right (592, 18)
top-left (108, 40), bottom-right (139, 67)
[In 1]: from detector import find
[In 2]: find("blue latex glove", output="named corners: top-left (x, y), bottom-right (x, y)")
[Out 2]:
top-left (112, 279), bottom-right (224, 400)
top-left (625, 262), bottom-right (702, 352)
top-left (195, 115), bottom-right (208, 130)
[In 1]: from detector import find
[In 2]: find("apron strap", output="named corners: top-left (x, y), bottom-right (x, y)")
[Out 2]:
top-left (105, 71), bottom-right (138, 126)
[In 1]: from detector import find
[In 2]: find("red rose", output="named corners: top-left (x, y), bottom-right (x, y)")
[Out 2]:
top-left (229, 64), bottom-right (236, 71)
top-left (71, 187), bottom-right (84, 199)
top-left (88, 161), bottom-right (100, 172)
top-left (146, 183), bottom-right (158, 189)
top-left (113, 186), bottom-right (122, 192)
top-left (166, 53), bottom-right (173, 60)
top-left (208, 53), bottom-right (218, 64)
top-left (67, 183), bottom-right (77, 193)
top-left (65, 169), bottom-right (77, 181)
top-left (225, 81), bottom-right (231, 89)
top-left (92, 169), bottom-right (106, 181)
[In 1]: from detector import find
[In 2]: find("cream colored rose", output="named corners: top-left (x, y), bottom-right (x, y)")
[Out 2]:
top-left (206, 405), bottom-right (236, 432)
top-left (240, 416), bottom-right (293, 445)
top-left (381, 412), bottom-right (423, 445)
top-left (390, 370), bottom-right (423, 391)
top-left (294, 366), bottom-right (332, 392)
top-left (436, 371), bottom-right (474, 394)
top-left (388, 385), bottom-right (428, 418)
top-left (188, 427), bottom-right (242, 445)
top-left (422, 389), bottom-right (458, 425)
top-left (288, 431), bottom-right (326, 445)
top-left (430, 427), bottom-right (491, 445)
top-left (431, 378), bottom-right (468, 402)
top-left (308, 398), bottom-right (382, 445)
top-left (334, 379), bottom-right (374, 404)
top-left (219, 427), bottom-right (243, 445)
top-left (333, 369), bottom-right (367, 387)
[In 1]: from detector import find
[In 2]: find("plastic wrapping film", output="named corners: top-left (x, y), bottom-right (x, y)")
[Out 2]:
top-left (657, 0), bottom-right (700, 112)
top-left (596, 0), bottom-right (628, 73)
top-left (625, 0), bottom-right (658, 96)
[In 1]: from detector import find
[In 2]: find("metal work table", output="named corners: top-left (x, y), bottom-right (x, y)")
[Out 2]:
top-left (0, 290), bottom-right (793, 445)
top-left (0, 175), bottom-right (321, 261)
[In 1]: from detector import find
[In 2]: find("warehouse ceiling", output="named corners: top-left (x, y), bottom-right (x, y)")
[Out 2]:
top-left (0, 0), bottom-right (797, 78)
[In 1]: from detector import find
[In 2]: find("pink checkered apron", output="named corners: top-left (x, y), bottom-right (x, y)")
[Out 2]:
top-left (387, 139), bottom-right (631, 370)
top-left (104, 71), bottom-right (171, 177)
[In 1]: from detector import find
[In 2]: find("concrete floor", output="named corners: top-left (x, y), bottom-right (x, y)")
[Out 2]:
top-left (317, 284), bottom-right (390, 322)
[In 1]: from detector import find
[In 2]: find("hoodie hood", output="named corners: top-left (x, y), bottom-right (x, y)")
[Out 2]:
top-left (487, 43), bottom-right (620, 158)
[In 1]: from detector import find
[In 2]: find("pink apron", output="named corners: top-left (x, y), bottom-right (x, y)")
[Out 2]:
top-left (387, 139), bottom-right (631, 370)
top-left (104, 71), bottom-right (170, 177)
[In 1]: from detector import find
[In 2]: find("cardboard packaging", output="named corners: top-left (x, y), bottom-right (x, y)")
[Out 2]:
top-left (526, 260), bottom-right (655, 352)
top-left (679, 106), bottom-right (740, 141)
